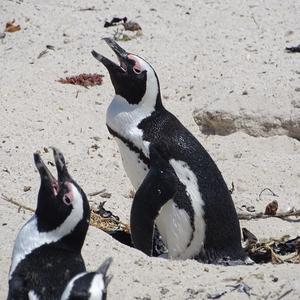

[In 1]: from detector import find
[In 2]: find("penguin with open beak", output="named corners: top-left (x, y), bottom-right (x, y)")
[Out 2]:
top-left (8, 148), bottom-right (90, 299)
top-left (92, 39), bottom-right (248, 264)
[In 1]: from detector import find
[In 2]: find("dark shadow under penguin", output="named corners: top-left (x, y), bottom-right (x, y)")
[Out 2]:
top-left (7, 148), bottom-right (90, 300)
top-left (92, 39), bottom-right (250, 264)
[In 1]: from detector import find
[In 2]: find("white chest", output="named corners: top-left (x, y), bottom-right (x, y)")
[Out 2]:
top-left (115, 138), bottom-right (149, 190)
top-left (106, 94), bottom-right (153, 189)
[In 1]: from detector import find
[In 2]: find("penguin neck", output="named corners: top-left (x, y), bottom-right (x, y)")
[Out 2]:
top-left (106, 81), bottom-right (163, 138)
top-left (58, 219), bottom-right (89, 252)
top-left (9, 194), bottom-right (85, 278)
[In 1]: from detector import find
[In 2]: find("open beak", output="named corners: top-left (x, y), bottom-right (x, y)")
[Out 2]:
top-left (51, 147), bottom-right (71, 183)
top-left (91, 38), bottom-right (130, 73)
top-left (34, 147), bottom-right (71, 197)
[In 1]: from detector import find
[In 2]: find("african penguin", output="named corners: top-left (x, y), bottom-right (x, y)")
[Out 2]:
top-left (92, 38), bottom-right (247, 263)
top-left (61, 257), bottom-right (112, 300)
top-left (7, 148), bottom-right (90, 300)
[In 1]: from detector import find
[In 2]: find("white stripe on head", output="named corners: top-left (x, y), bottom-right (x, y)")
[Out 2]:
top-left (132, 55), bottom-right (159, 110)
top-left (9, 184), bottom-right (84, 279)
top-left (60, 272), bottom-right (86, 300)
top-left (61, 272), bottom-right (105, 300)
top-left (88, 273), bottom-right (105, 300)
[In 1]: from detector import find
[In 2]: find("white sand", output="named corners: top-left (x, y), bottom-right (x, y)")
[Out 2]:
top-left (1, 0), bottom-right (299, 299)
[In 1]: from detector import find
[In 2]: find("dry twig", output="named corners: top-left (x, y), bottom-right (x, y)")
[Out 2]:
top-left (238, 209), bottom-right (300, 221)
top-left (1, 194), bottom-right (130, 233)
top-left (277, 289), bottom-right (293, 300)
top-left (88, 189), bottom-right (106, 197)
top-left (1, 194), bottom-right (34, 213)
top-left (258, 187), bottom-right (279, 200)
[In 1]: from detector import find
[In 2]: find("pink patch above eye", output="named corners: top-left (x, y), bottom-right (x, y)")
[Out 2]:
top-left (128, 54), bottom-right (142, 73)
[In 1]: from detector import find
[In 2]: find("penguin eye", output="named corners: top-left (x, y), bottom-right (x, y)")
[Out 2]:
top-left (133, 67), bottom-right (141, 74)
top-left (63, 195), bottom-right (72, 206)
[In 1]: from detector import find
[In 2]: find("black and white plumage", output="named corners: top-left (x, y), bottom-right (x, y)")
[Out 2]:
top-left (7, 148), bottom-right (90, 300)
top-left (92, 39), bottom-right (247, 263)
top-left (61, 257), bottom-right (112, 300)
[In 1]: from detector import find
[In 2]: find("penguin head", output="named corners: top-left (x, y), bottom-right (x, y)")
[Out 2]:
top-left (61, 257), bottom-right (113, 300)
top-left (92, 38), bottom-right (161, 107)
top-left (34, 148), bottom-right (90, 246)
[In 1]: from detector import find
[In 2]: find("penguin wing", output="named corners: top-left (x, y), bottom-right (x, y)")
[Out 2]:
top-left (130, 143), bottom-right (178, 256)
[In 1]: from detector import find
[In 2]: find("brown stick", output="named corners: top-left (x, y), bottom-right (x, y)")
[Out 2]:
top-left (88, 189), bottom-right (106, 197)
top-left (0, 194), bottom-right (129, 232)
top-left (238, 209), bottom-right (300, 220)
top-left (1, 194), bottom-right (35, 213)
top-left (258, 187), bottom-right (279, 201)
top-left (277, 289), bottom-right (293, 300)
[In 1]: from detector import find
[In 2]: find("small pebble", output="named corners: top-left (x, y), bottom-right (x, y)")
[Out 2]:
top-left (46, 45), bottom-right (55, 50)
top-left (23, 186), bottom-right (32, 192)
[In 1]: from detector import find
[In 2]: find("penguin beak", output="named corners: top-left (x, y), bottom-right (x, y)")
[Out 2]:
top-left (50, 147), bottom-right (72, 183)
top-left (34, 148), bottom-right (71, 197)
top-left (97, 257), bottom-right (113, 289)
top-left (91, 38), bottom-right (130, 74)
top-left (34, 151), bottom-right (58, 196)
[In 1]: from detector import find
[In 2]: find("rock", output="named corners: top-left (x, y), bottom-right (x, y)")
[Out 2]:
top-left (193, 100), bottom-right (300, 140)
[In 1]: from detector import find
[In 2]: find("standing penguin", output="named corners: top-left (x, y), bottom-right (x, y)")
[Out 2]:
top-left (8, 148), bottom-right (90, 300)
top-left (92, 39), bottom-right (247, 263)
top-left (60, 257), bottom-right (112, 300)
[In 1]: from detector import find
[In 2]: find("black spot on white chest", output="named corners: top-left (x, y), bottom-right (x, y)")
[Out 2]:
top-left (107, 126), bottom-right (150, 189)
top-left (107, 126), bottom-right (149, 167)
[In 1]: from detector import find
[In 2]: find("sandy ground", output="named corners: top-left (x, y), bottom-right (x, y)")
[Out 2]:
top-left (1, 0), bottom-right (300, 299)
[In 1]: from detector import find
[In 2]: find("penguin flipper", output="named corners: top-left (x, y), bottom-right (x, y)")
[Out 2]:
top-left (7, 275), bottom-right (30, 300)
top-left (130, 143), bottom-right (178, 256)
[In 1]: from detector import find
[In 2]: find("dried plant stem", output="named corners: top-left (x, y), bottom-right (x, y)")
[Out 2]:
top-left (1, 194), bottom-right (130, 232)
top-left (277, 289), bottom-right (294, 300)
top-left (258, 187), bottom-right (279, 200)
top-left (88, 189), bottom-right (106, 197)
top-left (238, 209), bottom-right (300, 220)
top-left (1, 194), bottom-right (34, 213)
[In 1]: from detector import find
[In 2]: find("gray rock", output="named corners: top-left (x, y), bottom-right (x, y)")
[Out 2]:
top-left (193, 99), bottom-right (300, 140)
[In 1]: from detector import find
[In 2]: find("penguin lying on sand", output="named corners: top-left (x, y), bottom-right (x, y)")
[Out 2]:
top-left (92, 39), bottom-right (249, 264)
top-left (8, 148), bottom-right (91, 299)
